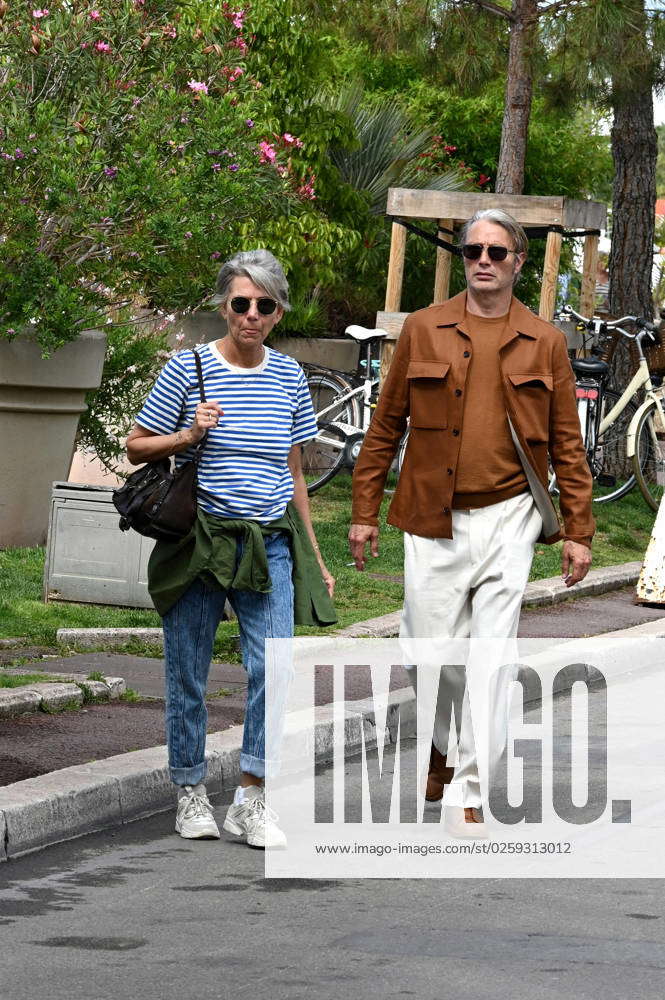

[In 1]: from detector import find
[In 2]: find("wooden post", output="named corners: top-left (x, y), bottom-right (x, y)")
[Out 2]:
top-left (433, 218), bottom-right (453, 304)
top-left (538, 230), bottom-right (563, 321)
top-left (381, 221), bottom-right (408, 380)
top-left (579, 234), bottom-right (600, 320)
top-left (385, 221), bottom-right (407, 312)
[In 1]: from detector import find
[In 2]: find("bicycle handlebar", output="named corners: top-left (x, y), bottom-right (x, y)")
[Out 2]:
top-left (558, 304), bottom-right (660, 347)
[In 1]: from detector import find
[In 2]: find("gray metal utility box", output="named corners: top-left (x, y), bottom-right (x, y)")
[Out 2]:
top-left (44, 483), bottom-right (155, 608)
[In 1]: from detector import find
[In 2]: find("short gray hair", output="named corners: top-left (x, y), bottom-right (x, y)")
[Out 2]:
top-left (213, 249), bottom-right (291, 310)
top-left (460, 209), bottom-right (529, 257)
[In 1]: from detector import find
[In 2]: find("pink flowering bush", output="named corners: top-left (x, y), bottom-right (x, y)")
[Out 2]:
top-left (0, 0), bottom-right (313, 356)
top-left (0, 0), bottom-right (356, 467)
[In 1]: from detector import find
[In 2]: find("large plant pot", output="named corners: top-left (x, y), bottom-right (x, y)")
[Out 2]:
top-left (0, 330), bottom-right (107, 548)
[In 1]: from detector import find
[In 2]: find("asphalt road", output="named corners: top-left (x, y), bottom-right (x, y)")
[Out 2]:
top-left (1, 687), bottom-right (664, 1000)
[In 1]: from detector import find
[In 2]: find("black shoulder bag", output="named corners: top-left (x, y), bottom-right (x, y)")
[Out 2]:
top-left (112, 351), bottom-right (208, 542)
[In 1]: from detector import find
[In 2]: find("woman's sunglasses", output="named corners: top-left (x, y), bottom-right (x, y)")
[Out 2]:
top-left (229, 296), bottom-right (278, 315)
top-left (461, 243), bottom-right (520, 262)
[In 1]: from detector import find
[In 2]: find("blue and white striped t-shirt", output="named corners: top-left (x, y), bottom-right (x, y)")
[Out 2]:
top-left (135, 342), bottom-right (317, 522)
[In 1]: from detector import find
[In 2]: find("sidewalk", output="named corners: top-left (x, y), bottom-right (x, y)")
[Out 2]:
top-left (1, 561), bottom-right (663, 860)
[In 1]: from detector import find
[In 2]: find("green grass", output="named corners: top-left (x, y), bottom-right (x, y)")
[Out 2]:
top-left (0, 476), bottom-right (656, 647)
top-left (0, 671), bottom-right (57, 688)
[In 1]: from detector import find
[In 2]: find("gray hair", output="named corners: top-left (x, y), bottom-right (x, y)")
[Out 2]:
top-left (213, 248), bottom-right (291, 310)
top-left (460, 209), bottom-right (529, 257)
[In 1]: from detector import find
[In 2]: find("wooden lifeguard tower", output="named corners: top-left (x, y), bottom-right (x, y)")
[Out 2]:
top-left (377, 188), bottom-right (608, 372)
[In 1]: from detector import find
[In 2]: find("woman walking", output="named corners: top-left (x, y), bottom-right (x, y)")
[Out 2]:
top-left (126, 249), bottom-right (336, 848)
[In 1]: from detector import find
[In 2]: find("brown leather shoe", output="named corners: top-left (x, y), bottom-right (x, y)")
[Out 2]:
top-left (464, 806), bottom-right (484, 824)
top-left (425, 743), bottom-right (455, 801)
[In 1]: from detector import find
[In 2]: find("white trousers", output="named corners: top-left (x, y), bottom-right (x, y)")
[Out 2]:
top-left (400, 492), bottom-right (542, 809)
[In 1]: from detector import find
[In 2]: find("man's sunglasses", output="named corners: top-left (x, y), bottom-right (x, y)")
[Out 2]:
top-left (461, 243), bottom-right (520, 262)
top-left (229, 296), bottom-right (278, 315)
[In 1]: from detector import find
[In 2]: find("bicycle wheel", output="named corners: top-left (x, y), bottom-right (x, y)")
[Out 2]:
top-left (396, 429), bottom-right (409, 476)
top-left (546, 389), bottom-right (636, 503)
top-left (305, 370), bottom-right (361, 429)
top-left (383, 429), bottom-right (409, 494)
top-left (302, 422), bottom-right (348, 494)
top-left (587, 388), bottom-right (638, 503)
top-left (632, 399), bottom-right (665, 511)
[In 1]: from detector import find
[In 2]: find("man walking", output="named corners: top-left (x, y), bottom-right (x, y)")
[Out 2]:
top-left (349, 209), bottom-right (594, 833)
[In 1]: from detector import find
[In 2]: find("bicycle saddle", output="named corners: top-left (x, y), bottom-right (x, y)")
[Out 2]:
top-left (570, 357), bottom-right (609, 376)
top-left (345, 324), bottom-right (389, 342)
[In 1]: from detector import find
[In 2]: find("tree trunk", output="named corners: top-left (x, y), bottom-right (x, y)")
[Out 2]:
top-left (495, 0), bottom-right (537, 194)
top-left (608, 90), bottom-right (657, 321)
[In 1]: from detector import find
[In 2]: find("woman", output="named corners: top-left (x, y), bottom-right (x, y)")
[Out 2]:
top-left (126, 249), bottom-right (336, 849)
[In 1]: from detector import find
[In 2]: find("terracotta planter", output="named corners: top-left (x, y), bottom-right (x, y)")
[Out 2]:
top-left (0, 330), bottom-right (107, 547)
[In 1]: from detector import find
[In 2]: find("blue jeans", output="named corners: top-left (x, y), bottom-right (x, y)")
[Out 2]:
top-left (161, 532), bottom-right (294, 786)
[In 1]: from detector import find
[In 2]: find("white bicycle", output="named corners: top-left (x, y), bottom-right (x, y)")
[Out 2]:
top-left (556, 305), bottom-right (665, 510)
top-left (301, 325), bottom-right (409, 494)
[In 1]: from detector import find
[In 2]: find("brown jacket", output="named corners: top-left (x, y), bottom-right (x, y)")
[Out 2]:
top-left (351, 292), bottom-right (595, 545)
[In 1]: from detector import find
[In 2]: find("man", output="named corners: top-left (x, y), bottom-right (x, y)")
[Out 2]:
top-left (349, 208), bottom-right (594, 834)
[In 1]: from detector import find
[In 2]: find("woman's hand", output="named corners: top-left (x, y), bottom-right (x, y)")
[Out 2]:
top-left (319, 561), bottom-right (335, 598)
top-left (191, 401), bottom-right (224, 443)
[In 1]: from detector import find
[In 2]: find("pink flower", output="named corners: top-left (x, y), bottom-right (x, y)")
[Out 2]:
top-left (211, 162), bottom-right (221, 172)
top-left (258, 140), bottom-right (276, 164)
top-left (222, 66), bottom-right (244, 83)
top-left (282, 133), bottom-right (304, 149)
top-left (88, 9), bottom-right (101, 19)
top-left (187, 80), bottom-right (208, 95)
top-left (228, 163), bottom-right (239, 171)
top-left (297, 171), bottom-right (316, 200)
top-left (32, 9), bottom-right (49, 18)
top-left (245, 119), bottom-right (254, 128)
top-left (210, 251), bottom-right (221, 259)
top-left (184, 231), bottom-right (192, 238)
top-left (104, 166), bottom-right (118, 178)
top-left (95, 41), bottom-right (112, 52)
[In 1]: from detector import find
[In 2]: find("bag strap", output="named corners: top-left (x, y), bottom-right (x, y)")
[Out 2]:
top-left (191, 350), bottom-right (208, 460)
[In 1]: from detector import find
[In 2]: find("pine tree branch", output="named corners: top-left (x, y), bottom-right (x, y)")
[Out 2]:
top-left (449, 0), bottom-right (512, 22)
top-left (535, 0), bottom-right (588, 18)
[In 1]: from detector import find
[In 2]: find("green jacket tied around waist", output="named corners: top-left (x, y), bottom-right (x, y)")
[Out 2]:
top-left (147, 502), bottom-right (338, 626)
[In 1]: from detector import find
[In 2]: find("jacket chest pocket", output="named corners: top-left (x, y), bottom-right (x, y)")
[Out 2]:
top-left (507, 372), bottom-right (553, 442)
top-left (407, 361), bottom-right (450, 429)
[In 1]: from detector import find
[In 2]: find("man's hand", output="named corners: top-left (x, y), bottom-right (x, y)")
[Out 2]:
top-left (561, 540), bottom-right (592, 587)
top-left (348, 523), bottom-right (379, 571)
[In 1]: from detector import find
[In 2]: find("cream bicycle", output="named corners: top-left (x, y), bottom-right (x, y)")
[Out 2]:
top-left (559, 305), bottom-right (664, 510)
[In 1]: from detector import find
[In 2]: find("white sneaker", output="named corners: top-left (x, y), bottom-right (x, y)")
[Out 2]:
top-left (223, 785), bottom-right (287, 849)
top-left (444, 805), bottom-right (488, 840)
top-left (175, 784), bottom-right (220, 839)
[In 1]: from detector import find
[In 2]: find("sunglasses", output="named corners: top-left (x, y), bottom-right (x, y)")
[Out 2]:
top-left (229, 296), bottom-right (278, 315)
top-left (461, 243), bottom-right (520, 262)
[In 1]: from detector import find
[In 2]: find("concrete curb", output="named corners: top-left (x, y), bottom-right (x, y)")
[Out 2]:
top-left (4, 615), bottom-right (665, 860)
top-left (0, 675), bottom-right (126, 719)
top-left (55, 561), bottom-right (644, 649)
top-left (0, 695), bottom-right (396, 862)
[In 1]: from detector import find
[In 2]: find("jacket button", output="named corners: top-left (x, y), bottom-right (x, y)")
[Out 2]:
top-left (463, 350), bottom-right (470, 358)
top-left (452, 428), bottom-right (460, 436)
top-left (443, 506), bottom-right (450, 515)
top-left (455, 388), bottom-right (462, 397)
top-left (447, 468), bottom-right (453, 475)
